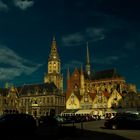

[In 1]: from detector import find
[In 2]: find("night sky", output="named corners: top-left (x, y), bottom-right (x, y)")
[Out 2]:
top-left (0, 0), bottom-right (140, 91)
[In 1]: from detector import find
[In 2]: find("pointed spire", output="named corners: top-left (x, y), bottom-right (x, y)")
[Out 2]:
top-left (53, 36), bottom-right (55, 41)
top-left (49, 37), bottom-right (59, 60)
top-left (51, 36), bottom-right (57, 51)
top-left (86, 42), bottom-right (91, 76)
top-left (5, 82), bottom-right (9, 89)
top-left (86, 42), bottom-right (90, 64)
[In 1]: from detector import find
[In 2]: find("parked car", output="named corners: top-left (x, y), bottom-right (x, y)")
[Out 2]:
top-left (104, 112), bottom-right (140, 130)
top-left (0, 113), bottom-right (37, 134)
top-left (38, 115), bottom-right (58, 126)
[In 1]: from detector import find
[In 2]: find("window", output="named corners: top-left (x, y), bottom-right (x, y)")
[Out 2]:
top-left (47, 97), bottom-right (49, 103)
top-left (90, 105), bottom-right (92, 109)
top-left (51, 97), bottom-right (53, 104)
top-left (81, 105), bottom-right (84, 109)
top-left (43, 97), bottom-right (45, 104)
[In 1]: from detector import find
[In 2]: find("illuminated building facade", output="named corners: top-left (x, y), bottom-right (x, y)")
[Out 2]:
top-left (65, 43), bottom-right (140, 116)
top-left (0, 38), bottom-right (65, 117)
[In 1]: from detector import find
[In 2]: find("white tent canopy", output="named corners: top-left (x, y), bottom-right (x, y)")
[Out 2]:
top-left (75, 110), bottom-right (94, 115)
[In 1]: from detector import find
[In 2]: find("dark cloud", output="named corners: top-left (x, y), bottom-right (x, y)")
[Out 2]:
top-left (0, 0), bottom-right (140, 90)
top-left (0, 0), bottom-right (9, 11)
top-left (94, 0), bottom-right (140, 22)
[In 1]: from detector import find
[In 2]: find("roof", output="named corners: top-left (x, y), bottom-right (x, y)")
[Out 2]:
top-left (61, 109), bottom-right (79, 114)
top-left (16, 82), bottom-right (60, 96)
top-left (75, 109), bottom-right (94, 115)
top-left (72, 68), bottom-right (123, 81)
top-left (92, 68), bottom-right (123, 80)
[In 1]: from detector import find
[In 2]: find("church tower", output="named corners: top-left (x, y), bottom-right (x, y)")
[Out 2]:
top-left (86, 42), bottom-right (91, 76)
top-left (44, 37), bottom-right (63, 92)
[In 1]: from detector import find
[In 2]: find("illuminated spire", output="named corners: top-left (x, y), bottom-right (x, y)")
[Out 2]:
top-left (53, 36), bottom-right (55, 41)
top-left (86, 42), bottom-right (91, 76)
top-left (51, 36), bottom-right (57, 53)
top-left (49, 37), bottom-right (59, 60)
top-left (86, 42), bottom-right (90, 64)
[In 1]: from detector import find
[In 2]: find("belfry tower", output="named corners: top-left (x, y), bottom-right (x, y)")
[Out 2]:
top-left (44, 37), bottom-right (63, 92)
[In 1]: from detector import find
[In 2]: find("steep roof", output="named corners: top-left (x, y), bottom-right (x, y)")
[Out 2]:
top-left (72, 67), bottom-right (123, 81)
top-left (93, 69), bottom-right (123, 80)
top-left (16, 82), bottom-right (60, 96)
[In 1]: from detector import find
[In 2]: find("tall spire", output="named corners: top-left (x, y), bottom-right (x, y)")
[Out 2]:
top-left (86, 42), bottom-right (91, 76)
top-left (49, 37), bottom-right (59, 60)
top-left (44, 37), bottom-right (63, 91)
top-left (86, 42), bottom-right (90, 64)
top-left (53, 36), bottom-right (55, 41)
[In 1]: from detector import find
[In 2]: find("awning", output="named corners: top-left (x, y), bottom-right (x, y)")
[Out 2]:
top-left (75, 109), bottom-right (94, 115)
top-left (61, 109), bottom-right (79, 115)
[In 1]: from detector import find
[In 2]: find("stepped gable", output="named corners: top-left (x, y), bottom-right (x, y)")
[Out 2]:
top-left (17, 82), bottom-right (59, 96)
top-left (66, 90), bottom-right (82, 101)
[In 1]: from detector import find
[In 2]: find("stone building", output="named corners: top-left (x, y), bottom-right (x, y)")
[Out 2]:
top-left (0, 38), bottom-right (65, 117)
top-left (65, 43), bottom-right (139, 116)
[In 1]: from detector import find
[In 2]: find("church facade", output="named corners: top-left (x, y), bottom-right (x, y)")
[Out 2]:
top-left (0, 38), bottom-right (139, 118)
top-left (65, 44), bottom-right (140, 116)
top-left (0, 38), bottom-right (65, 118)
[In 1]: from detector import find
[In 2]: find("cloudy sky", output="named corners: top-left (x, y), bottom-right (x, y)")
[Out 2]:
top-left (0, 0), bottom-right (140, 91)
